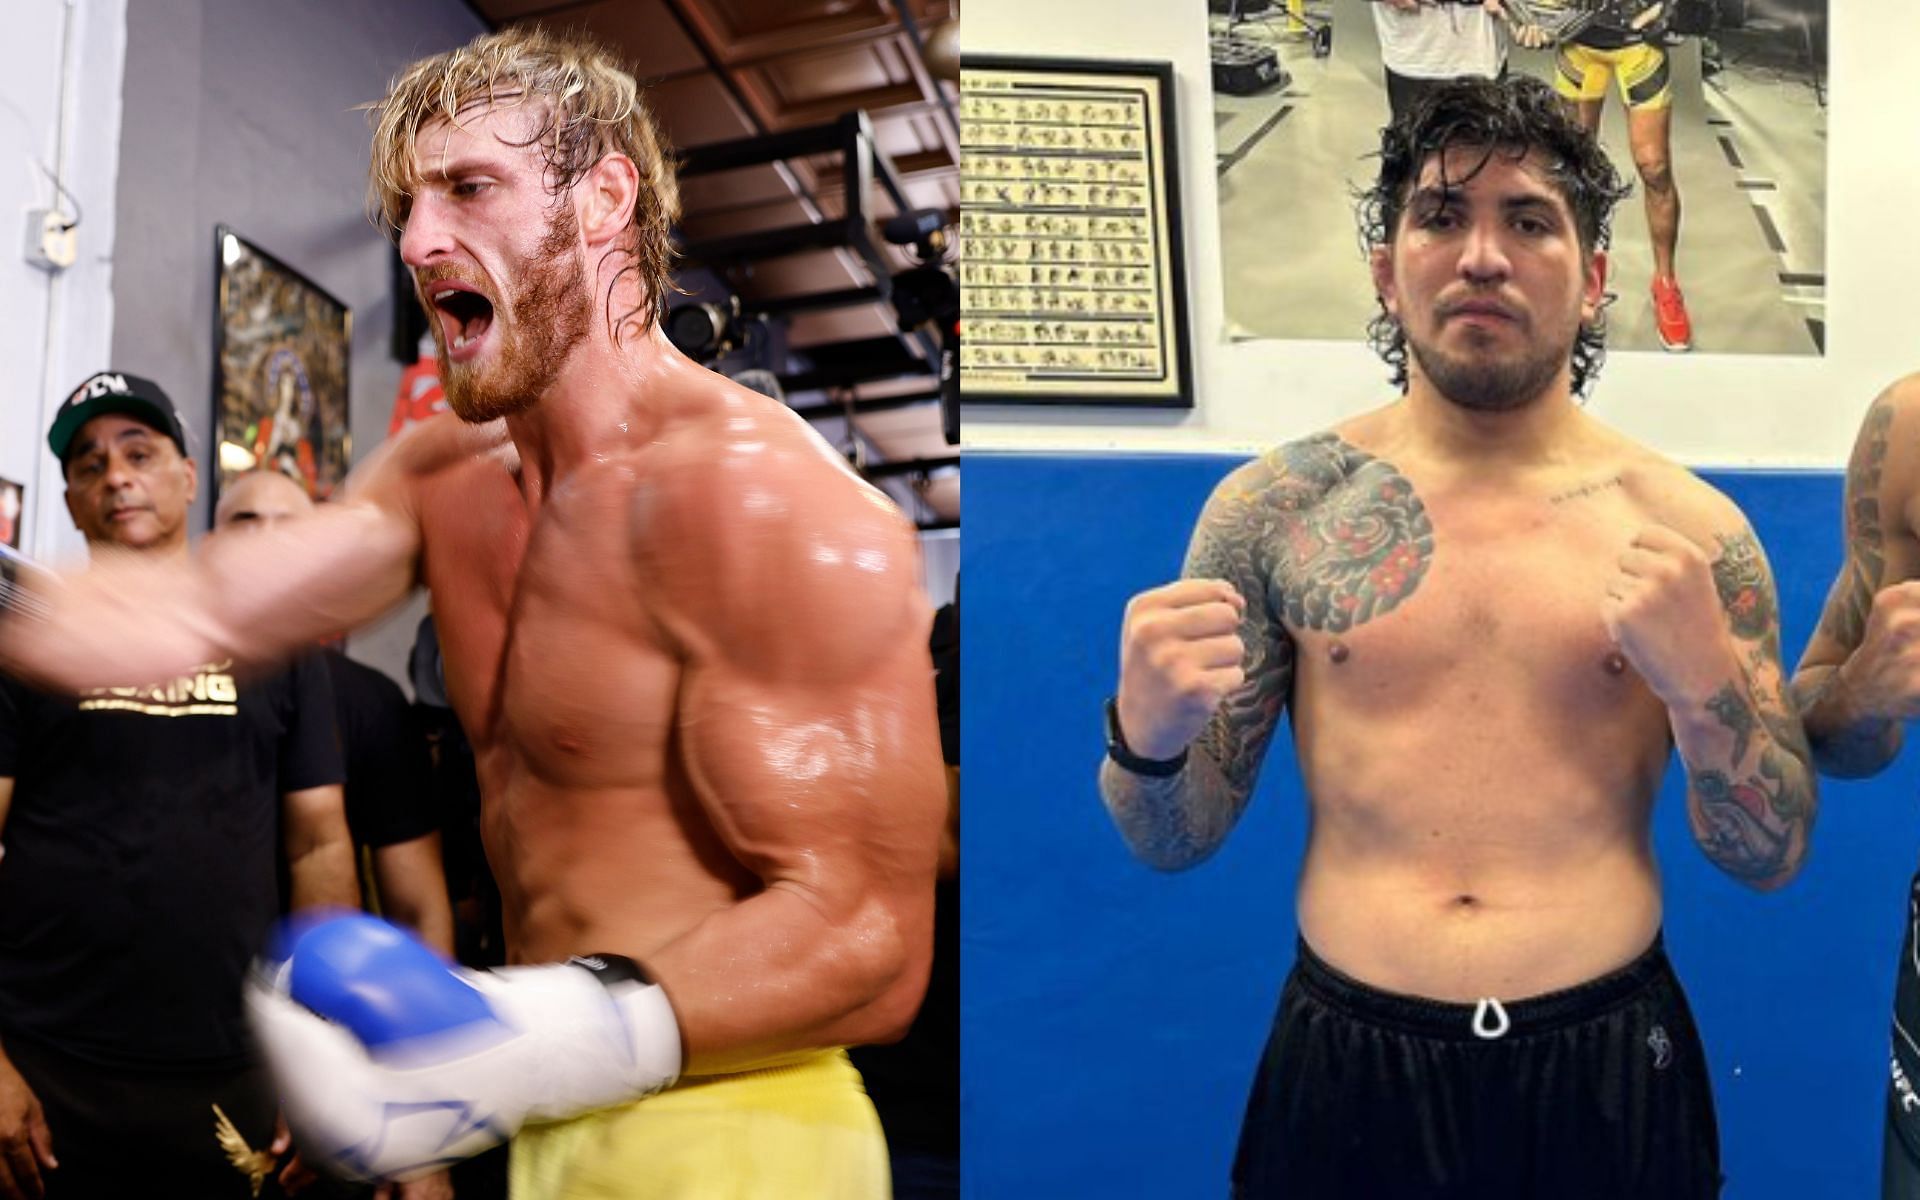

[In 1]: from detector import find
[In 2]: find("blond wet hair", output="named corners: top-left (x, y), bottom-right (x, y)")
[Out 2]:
top-left (367, 25), bottom-right (681, 331)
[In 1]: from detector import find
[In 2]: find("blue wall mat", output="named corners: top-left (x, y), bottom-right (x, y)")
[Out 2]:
top-left (963, 452), bottom-right (1912, 1199)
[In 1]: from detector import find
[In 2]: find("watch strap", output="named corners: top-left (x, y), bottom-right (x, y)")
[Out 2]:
top-left (1104, 695), bottom-right (1188, 777)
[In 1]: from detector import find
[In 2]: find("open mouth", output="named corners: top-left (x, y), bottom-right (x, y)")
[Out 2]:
top-left (428, 284), bottom-right (496, 357)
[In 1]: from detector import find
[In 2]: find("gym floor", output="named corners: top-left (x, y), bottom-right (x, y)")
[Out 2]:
top-left (1212, 0), bottom-right (1827, 356)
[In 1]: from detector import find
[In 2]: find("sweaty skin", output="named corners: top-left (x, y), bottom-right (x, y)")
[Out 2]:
top-left (0, 104), bottom-right (942, 1076)
top-left (1103, 148), bottom-right (1811, 1003)
top-left (1, 362), bottom-right (942, 1077)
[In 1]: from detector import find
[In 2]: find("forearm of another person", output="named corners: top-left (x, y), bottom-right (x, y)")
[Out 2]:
top-left (284, 785), bottom-right (360, 911)
top-left (1792, 384), bottom-right (1920, 777)
top-left (372, 835), bottom-right (455, 957)
top-left (0, 471), bottom-right (418, 693)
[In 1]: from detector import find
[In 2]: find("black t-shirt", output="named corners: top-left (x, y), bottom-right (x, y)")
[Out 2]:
top-left (0, 655), bottom-right (341, 1070)
top-left (324, 650), bottom-right (437, 851)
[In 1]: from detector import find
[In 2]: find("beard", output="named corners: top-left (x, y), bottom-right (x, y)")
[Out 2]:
top-left (1404, 307), bottom-right (1574, 413)
top-left (435, 205), bottom-right (592, 424)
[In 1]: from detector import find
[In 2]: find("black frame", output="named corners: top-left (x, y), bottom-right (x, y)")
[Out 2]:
top-left (959, 55), bottom-right (1195, 410)
top-left (210, 225), bottom-right (353, 509)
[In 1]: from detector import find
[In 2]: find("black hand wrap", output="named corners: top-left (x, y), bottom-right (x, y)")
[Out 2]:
top-left (567, 953), bottom-right (654, 988)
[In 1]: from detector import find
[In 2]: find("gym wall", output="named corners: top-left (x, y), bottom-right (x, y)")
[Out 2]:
top-left (109, 0), bottom-right (486, 682)
top-left (965, 0), bottom-right (1901, 461)
top-left (0, 0), bottom-right (126, 566)
top-left (961, 1), bottom-right (1908, 1197)
top-left (965, 455), bottom-right (1886, 1197)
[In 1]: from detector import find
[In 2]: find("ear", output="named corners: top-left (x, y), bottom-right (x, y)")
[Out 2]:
top-left (1369, 245), bottom-right (1399, 320)
top-left (576, 152), bottom-right (640, 248)
top-left (182, 456), bottom-right (200, 506)
top-left (1580, 248), bottom-right (1608, 326)
top-left (63, 484), bottom-right (78, 529)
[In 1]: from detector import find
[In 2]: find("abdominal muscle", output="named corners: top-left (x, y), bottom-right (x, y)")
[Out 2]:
top-left (480, 769), bottom-right (756, 968)
top-left (1289, 713), bottom-right (1669, 1002)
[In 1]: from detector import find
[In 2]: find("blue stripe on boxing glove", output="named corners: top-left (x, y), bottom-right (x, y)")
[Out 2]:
top-left (284, 913), bottom-right (494, 1048)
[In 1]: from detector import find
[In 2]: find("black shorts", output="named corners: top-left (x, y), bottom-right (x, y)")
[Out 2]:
top-left (1882, 870), bottom-right (1920, 1198)
top-left (1231, 936), bottom-right (1722, 1200)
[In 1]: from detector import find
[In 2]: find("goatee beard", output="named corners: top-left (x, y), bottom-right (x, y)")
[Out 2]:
top-left (1405, 320), bottom-right (1569, 413)
top-left (438, 206), bottom-right (592, 424)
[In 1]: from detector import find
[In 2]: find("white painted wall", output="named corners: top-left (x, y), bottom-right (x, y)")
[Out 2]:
top-left (0, 0), bottom-right (124, 565)
top-left (963, 2), bottom-right (1892, 469)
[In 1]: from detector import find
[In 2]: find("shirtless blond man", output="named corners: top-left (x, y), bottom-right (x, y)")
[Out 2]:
top-left (0, 28), bottom-right (942, 1198)
top-left (1100, 76), bottom-right (1811, 1199)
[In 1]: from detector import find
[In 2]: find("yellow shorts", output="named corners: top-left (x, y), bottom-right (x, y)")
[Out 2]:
top-left (508, 1049), bottom-right (891, 1200)
top-left (1554, 41), bottom-right (1672, 111)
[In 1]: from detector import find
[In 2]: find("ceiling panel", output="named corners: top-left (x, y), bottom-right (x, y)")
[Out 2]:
top-left (507, 0), bottom-right (708, 80)
top-left (643, 71), bottom-right (759, 149)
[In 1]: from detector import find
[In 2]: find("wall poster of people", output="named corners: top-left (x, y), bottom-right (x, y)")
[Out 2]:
top-left (212, 226), bottom-right (352, 501)
top-left (1207, 0), bottom-right (1828, 356)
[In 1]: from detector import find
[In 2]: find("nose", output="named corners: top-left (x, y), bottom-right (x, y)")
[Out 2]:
top-left (1457, 218), bottom-right (1511, 283)
top-left (399, 194), bottom-right (453, 269)
top-left (98, 450), bottom-right (139, 497)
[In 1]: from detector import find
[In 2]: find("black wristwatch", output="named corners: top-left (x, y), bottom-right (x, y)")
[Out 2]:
top-left (1104, 695), bottom-right (1188, 777)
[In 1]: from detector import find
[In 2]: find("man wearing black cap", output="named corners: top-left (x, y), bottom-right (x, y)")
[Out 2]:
top-left (0, 372), bottom-right (358, 1199)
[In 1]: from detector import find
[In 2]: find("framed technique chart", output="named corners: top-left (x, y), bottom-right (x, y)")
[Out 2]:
top-left (959, 56), bottom-right (1194, 409)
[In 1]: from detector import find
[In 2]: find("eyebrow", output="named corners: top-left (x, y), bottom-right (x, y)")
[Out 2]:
top-left (70, 427), bottom-right (158, 462)
top-left (1408, 186), bottom-right (1565, 218)
top-left (415, 155), bottom-right (510, 185)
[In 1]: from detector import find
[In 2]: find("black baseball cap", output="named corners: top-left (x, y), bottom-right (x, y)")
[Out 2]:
top-left (48, 371), bottom-right (189, 465)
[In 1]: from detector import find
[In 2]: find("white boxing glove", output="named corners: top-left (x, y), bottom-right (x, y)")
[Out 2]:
top-left (246, 912), bottom-right (681, 1181)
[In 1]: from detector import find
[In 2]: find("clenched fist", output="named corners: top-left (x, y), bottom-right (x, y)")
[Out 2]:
top-left (1116, 579), bottom-right (1248, 761)
top-left (1836, 581), bottom-right (1920, 722)
top-left (1601, 525), bottom-right (1737, 707)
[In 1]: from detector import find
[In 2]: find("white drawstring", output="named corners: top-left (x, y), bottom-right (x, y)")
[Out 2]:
top-left (1472, 997), bottom-right (1511, 1040)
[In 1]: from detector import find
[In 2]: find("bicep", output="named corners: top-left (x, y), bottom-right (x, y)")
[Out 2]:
top-left (677, 649), bottom-right (944, 903)
top-left (1180, 468), bottom-right (1297, 793)
top-left (1801, 388), bottom-right (1912, 670)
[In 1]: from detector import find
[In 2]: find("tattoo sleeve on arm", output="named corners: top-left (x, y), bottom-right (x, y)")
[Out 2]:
top-left (1793, 395), bottom-right (1904, 775)
top-left (1101, 436), bottom-right (1433, 868)
top-left (1685, 530), bottom-right (1817, 886)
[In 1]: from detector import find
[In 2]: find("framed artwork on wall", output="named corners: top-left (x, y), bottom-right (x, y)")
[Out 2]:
top-left (212, 226), bottom-right (352, 502)
top-left (0, 477), bottom-right (21, 550)
top-left (959, 55), bottom-right (1195, 409)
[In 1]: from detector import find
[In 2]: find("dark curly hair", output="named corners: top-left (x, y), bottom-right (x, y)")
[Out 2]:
top-left (1357, 75), bottom-right (1631, 397)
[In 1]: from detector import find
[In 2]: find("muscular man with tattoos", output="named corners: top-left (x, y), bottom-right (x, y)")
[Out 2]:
top-left (1790, 377), bottom-right (1920, 1199)
top-left (1101, 77), bottom-right (1813, 1199)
